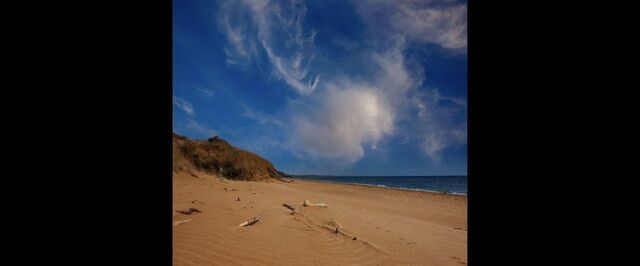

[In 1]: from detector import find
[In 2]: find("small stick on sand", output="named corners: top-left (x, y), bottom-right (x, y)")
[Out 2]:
top-left (293, 216), bottom-right (316, 231)
top-left (176, 208), bottom-right (202, 215)
top-left (173, 219), bottom-right (192, 227)
top-left (238, 211), bottom-right (265, 227)
top-left (282, 203), bottom-right (298, 214)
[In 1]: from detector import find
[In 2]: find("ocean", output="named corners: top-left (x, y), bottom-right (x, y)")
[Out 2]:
top-left (291, 175), bottom-right (467, 196)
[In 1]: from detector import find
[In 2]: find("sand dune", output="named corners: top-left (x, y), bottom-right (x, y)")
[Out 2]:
top-left (173, 171), bottom-right (467, 265)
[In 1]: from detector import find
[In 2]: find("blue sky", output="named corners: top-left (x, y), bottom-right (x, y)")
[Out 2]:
top-left (173, 0), bottom-right (467, 176)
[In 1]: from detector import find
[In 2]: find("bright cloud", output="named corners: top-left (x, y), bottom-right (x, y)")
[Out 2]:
top-left (291, 86), bottom-right (394, 162)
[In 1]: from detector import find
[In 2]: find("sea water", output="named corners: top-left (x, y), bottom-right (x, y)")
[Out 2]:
top-left (291, 175), bottom-right (467, 195)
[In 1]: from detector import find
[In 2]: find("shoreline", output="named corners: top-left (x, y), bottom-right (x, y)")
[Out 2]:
top-left (290, 177), bottom-right (468, 196)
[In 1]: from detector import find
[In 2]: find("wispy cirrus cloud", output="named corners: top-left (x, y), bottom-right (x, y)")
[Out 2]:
top-left (197, 88), bottom-right (214, 97)
top-left (186, 118), bottom-right (217, 138)
top-left (173, 96), bottom-right (194, 115)
top-left (216, 0), bottom-right (320, 95)
top-left (173, 96), bottom-right (217, 138)
top-left (240, 104), bottom-right (285, 128)
top-left (411, 89), bottom-right (467, 159)
top-left (354, 0), bottom-right (467, 51)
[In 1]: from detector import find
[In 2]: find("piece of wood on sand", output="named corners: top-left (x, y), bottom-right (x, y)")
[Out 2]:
top-left (176, 208), bottom-right (202, 215)
top-left (238, 211), bottom-right (265, 227)
top-left (301, 200), bottom-right (327, 207)
top-left (173, 219), bottom-right (192, 227)
top-left (320, 220), bottom-right (357, 240)
top-left (282, 203), bottom-right (299, 214)
top-left (317, 219), bottom-right (388, 254)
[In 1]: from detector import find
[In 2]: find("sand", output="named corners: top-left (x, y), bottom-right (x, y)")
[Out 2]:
top-left (173, 171), bottom-right (467, 265)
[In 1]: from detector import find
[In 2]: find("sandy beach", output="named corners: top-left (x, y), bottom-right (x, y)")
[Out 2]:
top-left (173, 171), bottom-right (467, 265)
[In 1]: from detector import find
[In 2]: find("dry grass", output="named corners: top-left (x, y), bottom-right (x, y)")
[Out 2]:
top-left (173, 133), bottom-right (286, 181)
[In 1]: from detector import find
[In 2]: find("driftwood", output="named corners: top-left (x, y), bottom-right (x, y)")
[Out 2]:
top-left (287, 214), bottom-right (388, 254)
top-left (238, 211), bottom-right (265, 227)
top-left (301, 200), bottom-right (327, 207)
top-left (319, 220), bottom-right (356, 240)
top-left (176, 208), bottom-right (201, 215)
top-left (282, 203), bottom-right (297, 213)
top-left (173, 219), bottom-right (192, 227)
top-left (327, 220), bottom-right (343, 231)
top-left (320, 225), bottom-right (357, 240)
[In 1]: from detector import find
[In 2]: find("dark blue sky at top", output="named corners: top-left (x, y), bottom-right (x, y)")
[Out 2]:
top-left (173, 0), bottom-right (467, 176)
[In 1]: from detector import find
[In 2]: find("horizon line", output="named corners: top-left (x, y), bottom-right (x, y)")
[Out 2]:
top-left (289, 174), bottom-right (468, 177)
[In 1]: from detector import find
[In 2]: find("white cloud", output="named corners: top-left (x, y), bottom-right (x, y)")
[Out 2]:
top-left (261, 42), bottom-right (319, 94)
top-left (291, 86), bottom-right (394, 162)
top-left (371, 45), bottom-right (416, 94)
top-left (216, 0), bottom-right (320, 94)
top-left (216, 1), bottom-right (253, 64)
top-left (354, 0), bottom-right (467, 50)
top-left (286, 26), bottom-right (431, 162)
top-left (284, 42), bottom-right (422, 162)
top-left (286, 39), bottom-right (465, 160)
top-left (173, 96), bottom-right (194, 115)
top-left (394, 4), bottom-right (467, 50)
top-left (411, 89), bottom-right (467, 158)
